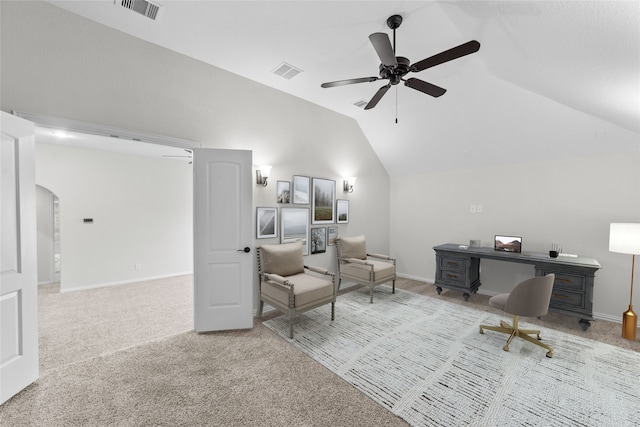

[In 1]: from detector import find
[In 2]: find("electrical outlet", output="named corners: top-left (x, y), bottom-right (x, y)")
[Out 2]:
top-left (470, 205), bottom-right (477, 214)
top-left (477, 205), bottom-right (483, 214)
top-left (135, 264), bottom-right (141, 271)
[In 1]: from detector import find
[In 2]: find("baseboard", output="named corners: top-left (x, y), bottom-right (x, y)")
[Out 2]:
top-left (396, 272), bottom-right (434, 283)
top-left (60, 272), bottom-right (193, 293)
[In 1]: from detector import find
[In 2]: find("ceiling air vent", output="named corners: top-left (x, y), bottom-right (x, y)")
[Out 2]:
top-left (117, 0), bottom-right (163, 21)
top-left (353, 99), bottom-right (368, 109)
top-left (272, 62), bottom-right (303, 80)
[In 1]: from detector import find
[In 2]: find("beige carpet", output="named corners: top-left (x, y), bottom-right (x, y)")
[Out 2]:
top-left (0, 275), bottom-right (637, 426)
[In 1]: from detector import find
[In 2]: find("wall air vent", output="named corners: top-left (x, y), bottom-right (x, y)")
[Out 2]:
top-left (117, 0), bottom-right (163, 21)
top-left (353, 99), bottom-right (368, 109)
top-left (272, 62), bottom-right (303, 80)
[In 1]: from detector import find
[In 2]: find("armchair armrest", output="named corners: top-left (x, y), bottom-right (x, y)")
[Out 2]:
top-left (341, 257), bottom-right (374, 267)
top-left (304, 265), bottom-right (335, 277)
top-left (263, 273), bottom-right (292, 288)
top-left (368, 253), bottom-right (396, 262)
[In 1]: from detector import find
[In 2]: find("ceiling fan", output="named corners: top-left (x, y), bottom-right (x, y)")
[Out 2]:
top-left (320, 14), bottom-right (480, 110)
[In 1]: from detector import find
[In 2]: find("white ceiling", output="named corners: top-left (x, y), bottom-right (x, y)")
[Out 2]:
top-left (45, 1), bottom-right (640, 175)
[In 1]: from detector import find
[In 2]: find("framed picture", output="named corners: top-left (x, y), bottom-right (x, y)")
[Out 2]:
top-left (327, 226), bottom-right (338, 246)
top-left (277, 180), bottom-right (290, 204)
top-left (256, 207), bottom-right (277, 239)
top-left (336, 199), bottom-right (349, 224)
top-left (311, 227), bottom-right (327, 254)
top-left (292, 175), bottom-right (310, 205)
top-left (281, 207), bottom-right (310, 255)
top-left (311, 178), bottom-right (335, 224)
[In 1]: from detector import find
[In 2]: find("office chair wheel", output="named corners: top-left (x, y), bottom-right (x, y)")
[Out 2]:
top-left (546, 350), bottom-right (553, 358)
top-left (479, 327), bottom-right (484, 334)
top-left (503, 344), bottom-right (509, 352)
top-left (537, 334), bottom-right (542, 340)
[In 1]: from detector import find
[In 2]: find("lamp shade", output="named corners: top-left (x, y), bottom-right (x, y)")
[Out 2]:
top-left (609, 223), bottom-right (640, 255)
top-left (259, 165), bottom-right (272, 178)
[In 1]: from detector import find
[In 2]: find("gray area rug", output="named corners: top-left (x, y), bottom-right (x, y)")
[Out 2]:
top-left (264, 286), bottom-right (640, 426)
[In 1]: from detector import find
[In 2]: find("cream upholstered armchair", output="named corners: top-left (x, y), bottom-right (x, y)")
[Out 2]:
top-left (335, 235), bottom-right (396, 303)
top-left (257, 241), bottom-right (336, 338)
top-left (479, 274), bottom-right (556, 358)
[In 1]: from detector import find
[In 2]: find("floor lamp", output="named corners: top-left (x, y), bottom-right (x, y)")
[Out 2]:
top-left (609, 223), bottom-right (640, 341)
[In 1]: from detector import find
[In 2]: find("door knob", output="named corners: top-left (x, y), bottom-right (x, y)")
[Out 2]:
top-left (238, 247), bottom-right (251, 253)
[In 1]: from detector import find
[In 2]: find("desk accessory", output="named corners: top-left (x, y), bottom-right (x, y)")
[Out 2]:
top-left (609, 223), bottom-right (640, 341)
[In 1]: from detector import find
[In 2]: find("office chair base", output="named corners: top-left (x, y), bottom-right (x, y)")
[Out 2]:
top-left (479, 316), bottom-right (553, 358)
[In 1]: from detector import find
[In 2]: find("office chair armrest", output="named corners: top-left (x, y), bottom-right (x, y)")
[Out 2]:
top-left (305, 265), bottom-right (335, 277)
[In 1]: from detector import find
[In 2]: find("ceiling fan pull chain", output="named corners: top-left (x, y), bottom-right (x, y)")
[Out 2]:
top-left (395, 86), bottom-right (398, 124)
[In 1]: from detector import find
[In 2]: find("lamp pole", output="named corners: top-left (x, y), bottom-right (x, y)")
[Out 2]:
top-left (622, 254), bottom-right (637, 340)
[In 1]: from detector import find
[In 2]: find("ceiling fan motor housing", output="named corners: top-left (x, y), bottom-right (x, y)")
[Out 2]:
top-left (379, 56), bottom-right (410, 85)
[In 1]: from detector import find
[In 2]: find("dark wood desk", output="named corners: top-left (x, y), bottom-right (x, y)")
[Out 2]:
top-left (433, 244), bottom-right (601, 330)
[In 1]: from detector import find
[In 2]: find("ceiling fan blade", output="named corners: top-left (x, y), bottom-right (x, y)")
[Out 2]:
top-left (364, 84), bottom-right (391, 110)
top-left (369, 33), bottom-right (397, 67)
top-left (321, 77), bottom-right (379, 88)
top-left (404, 78), bottom-right (446, 97)
top-left (411, 40), bottom-right (481, 73)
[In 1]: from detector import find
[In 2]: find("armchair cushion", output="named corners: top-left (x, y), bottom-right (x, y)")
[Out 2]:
top-left (340, 260), bottom-right (396, 283)
top-left (261, 241), bottom-right (305, 277)
top-left (262, 272), bottom-right (334, 310)
top-left (339, 235), bottom-right (367, 260)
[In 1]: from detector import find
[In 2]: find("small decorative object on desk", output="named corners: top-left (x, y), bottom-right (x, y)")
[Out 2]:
top-left (469, 239), bottom-right (481, 248)
top-left (549, 242), bottom-right (561, 258)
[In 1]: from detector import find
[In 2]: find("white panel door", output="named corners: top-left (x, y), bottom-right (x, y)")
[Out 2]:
top-left (1, 112), bottom-right (38, 404)
top-left (193, 148), bottom-right (253, 332)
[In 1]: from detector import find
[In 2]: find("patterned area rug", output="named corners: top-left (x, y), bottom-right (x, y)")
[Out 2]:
top-left (264, 286), bottom-right (640, 426)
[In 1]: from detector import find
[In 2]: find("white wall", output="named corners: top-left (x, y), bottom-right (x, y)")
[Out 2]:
top-left (1, 2), bottom-right (390, 296)
top-left (35, 143), bottom-right (193, 291)
top-left (391, 150), bottom-right (640, 322)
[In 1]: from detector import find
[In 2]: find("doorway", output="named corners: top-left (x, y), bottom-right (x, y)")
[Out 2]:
top-left (36, 185), bottom-right (60, 286)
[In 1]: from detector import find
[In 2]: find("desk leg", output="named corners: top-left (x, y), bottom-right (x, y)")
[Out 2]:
top-left (463, 293), bottom-right (470, 301)
top-left (579, 319), bottom-right (591, 331)
top-left (436, 286), bottom-right (442, 295)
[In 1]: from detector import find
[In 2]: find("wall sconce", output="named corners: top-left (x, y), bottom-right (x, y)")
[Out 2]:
top-left (343, 176), bottom-right (357, 193)
top-left (256, 165), bottom-right (272, 187)
top-left (609, 223), bottom-right (640, 341)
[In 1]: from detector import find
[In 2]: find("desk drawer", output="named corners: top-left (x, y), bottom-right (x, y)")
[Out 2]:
top-left (440, 269), bottom-right (466, 285)
top-left (439, 256), bottom-right (466, 272)
top-left (550, 289), bottom-right (584, 310)
top-left (553, 273), bottom-right (586, 292)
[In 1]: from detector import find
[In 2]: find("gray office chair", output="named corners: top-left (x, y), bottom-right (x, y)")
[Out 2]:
top-left (257, 241), bottom-right (336, 338)
top-left (335, 235), bottom-right (396, 303)
top-left (479, 274), bottom-right (555, 358)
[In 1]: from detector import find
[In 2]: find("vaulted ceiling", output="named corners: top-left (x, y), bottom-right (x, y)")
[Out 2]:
top-left (45, 1), bottom-right (639, 175)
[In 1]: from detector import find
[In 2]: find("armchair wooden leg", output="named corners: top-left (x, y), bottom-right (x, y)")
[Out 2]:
top-left (370, 285), bottom-right (374, 303)
top-left (392, 279), bottom-right (396, 294)
top-left (331, 302), bottom-right (335, 321)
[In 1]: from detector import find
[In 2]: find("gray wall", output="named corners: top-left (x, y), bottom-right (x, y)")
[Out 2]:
top-left (391, 151), bottom-right (640, 323)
